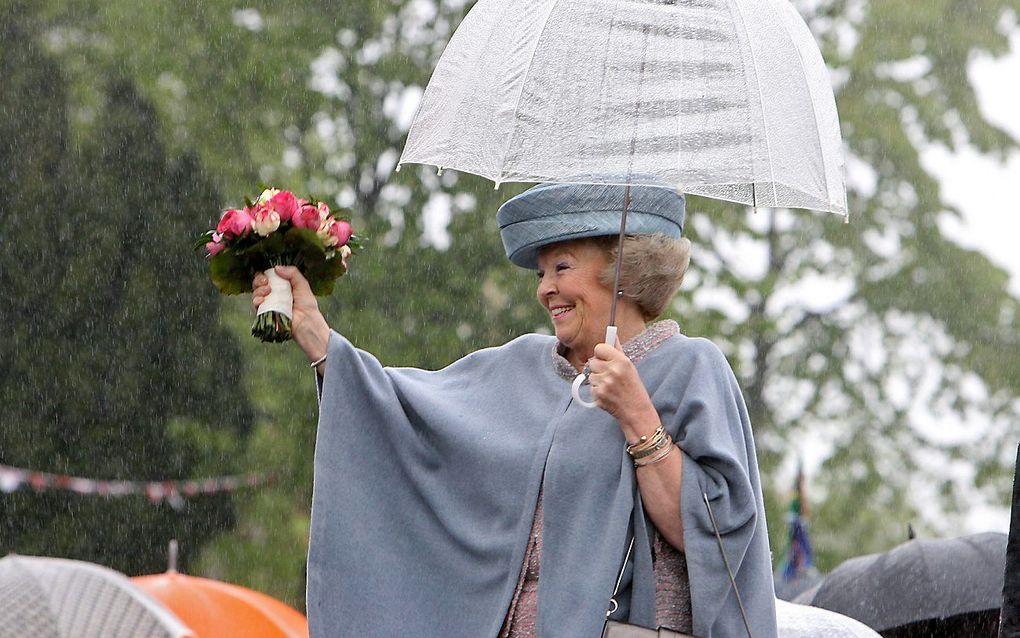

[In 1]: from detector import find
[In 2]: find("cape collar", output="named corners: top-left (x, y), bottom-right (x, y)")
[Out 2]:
top-left (551, 319), bottom-right (681, 381)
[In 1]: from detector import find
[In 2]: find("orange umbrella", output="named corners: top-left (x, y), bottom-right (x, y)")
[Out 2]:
top-left (132, 571), bottom-right (308, 638)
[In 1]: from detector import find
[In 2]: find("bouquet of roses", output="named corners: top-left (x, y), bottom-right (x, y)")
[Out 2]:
top-left (196, 187), bottom-right (360, 343)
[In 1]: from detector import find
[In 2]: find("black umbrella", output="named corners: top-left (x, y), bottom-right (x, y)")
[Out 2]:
top-left (1001, 442), bottom-right (1020, 638)
top-left (795, 532), bottom-right (1007, 636)
top-left (880, 610), bottom-right (999, 637)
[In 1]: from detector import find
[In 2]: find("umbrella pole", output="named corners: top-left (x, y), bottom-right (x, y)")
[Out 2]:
top-left (608, 183), bottom-right (631, 330)
top-left (607, 24), bottom-right (645, 342)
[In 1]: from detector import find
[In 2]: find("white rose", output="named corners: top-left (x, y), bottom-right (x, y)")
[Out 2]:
top-left (253, 209), bottom-right (281, 236)
top-left (317, 217), bottom-right (337, 246)
top-left (257, 188), bottom-right (280, 205)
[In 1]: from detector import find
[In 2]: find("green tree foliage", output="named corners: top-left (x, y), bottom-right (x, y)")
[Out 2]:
top-left (17, 0), bottom-right (1020, 601)
top-left (0, 4), bottom-right (252, 576)
top-left (680, 0), bottom-right (1020, 565)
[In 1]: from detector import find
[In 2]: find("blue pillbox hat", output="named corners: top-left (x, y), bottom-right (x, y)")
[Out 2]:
top-left (497, 182), bottom-right (686, 269)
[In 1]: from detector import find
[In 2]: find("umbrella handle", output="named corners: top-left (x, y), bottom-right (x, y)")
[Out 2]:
top-left (571, 326), bottom-right (617, 409)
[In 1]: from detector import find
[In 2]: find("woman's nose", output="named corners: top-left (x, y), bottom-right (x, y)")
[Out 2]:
top-left (537, 275), bottom-right (556, 297)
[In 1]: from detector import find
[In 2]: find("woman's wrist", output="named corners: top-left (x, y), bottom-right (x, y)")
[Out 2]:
top-left (296, 313), bottom-right (331, 364)
top-left (619, 404), bottom-right (662, 444)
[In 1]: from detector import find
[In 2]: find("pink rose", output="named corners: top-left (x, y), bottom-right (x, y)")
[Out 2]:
top-left (215, 208), bottom-right (254, 239)
top-left (329, 220), bottom-right (353, 247)
top-left (294, 203), bottom-right (323, 231)
top-left (269, 190), bottom-right (298, 222)
top-left (206, 241), bottom-right (225, 256)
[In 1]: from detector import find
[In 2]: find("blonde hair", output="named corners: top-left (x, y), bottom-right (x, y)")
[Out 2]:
top-left (590, 234), bottom-right (692, 321)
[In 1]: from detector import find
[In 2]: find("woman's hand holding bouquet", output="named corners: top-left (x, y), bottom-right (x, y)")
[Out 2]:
top-left (252, 267), bottom-right (331, 365)
top-left (196, 188), bottom-right (360, 342)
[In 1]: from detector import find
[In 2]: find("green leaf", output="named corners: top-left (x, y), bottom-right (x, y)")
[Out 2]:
top-left (238, 232), bottom-right (286, 265)
top-left (282, 227), bottom-right (344, 294)
top-left (193, 230), bottom-right (216, 252)
top-left (346, 235), bottom-right (365, 251)
top-left (209, 251), bottom-right (255, 295)
top-left (304, 253), bottom-right (347, 295)
top-left (284, 226), bottom-right (326, 258)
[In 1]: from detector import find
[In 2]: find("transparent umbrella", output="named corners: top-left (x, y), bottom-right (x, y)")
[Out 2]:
top-left (0, 554), bottom-right (193, 638)
top-left (399, 0), bottom-right (847, 215)
top-left (398, 0), bottom-right (847, 404)
top-left (776, 599), bottom-right (882, 638)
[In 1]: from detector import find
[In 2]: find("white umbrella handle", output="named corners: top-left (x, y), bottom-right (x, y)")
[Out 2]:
top-left (571, 326), bottom-right (617, 409)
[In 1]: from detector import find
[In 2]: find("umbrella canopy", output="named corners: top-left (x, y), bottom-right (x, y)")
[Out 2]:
top-left (794, 532), bottom-right (1007, 634)
top-left (132, 572), bottom-right (307, 638)
top-left (776, 599), bottom-right (882, 638)
top-left (1001, 442), bottom-right (1020, 638)
top-left (400, 0), bottom-right (847, 216)
top-left (878, 609), bottom-right (1000, 638)
top-left (0, 554), bottom-right (193, 638)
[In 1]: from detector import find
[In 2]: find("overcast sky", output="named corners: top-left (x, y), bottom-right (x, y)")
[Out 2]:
top-left (892, 30), bottom-right (1020, 532)
top-left (927, 31), bottom-right (1020, 296)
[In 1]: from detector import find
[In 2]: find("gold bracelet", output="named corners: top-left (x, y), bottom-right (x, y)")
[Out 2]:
top-left (634, 443), bottom-right (675, 468)
top-left (630, 433), bottom-right (673, 460)
top-left (626, 426), bottom-right (666, 458)
top-left (620, 428), bottom-right (669, 457)
top-left (626, 426), bottom-right (664, 449)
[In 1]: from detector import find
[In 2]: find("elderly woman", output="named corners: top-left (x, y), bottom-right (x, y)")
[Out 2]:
top-left (252, 183), bottom-right (777, 638)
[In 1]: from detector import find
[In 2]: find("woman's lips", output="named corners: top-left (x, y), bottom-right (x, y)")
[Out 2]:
top-left (550, 305), bottom-right (574, 321)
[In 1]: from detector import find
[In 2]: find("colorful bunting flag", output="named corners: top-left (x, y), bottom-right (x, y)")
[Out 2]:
top-left (0, 463), bottom-right (272, 511)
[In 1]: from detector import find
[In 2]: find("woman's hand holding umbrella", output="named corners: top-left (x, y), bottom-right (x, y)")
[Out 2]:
top-left (587, 342), bottom-right (658, 437)
top-left (252, 266), bottom-right (331, 371)
top-left (588, 340), bottom-right (685, 551)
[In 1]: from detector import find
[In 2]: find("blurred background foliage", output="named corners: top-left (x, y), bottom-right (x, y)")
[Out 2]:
top-left (1, 0), bottom-right (1018, 609)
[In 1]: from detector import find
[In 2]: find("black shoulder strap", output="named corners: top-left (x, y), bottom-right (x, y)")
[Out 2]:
top-left (703, 492), bottom-right (754, 638)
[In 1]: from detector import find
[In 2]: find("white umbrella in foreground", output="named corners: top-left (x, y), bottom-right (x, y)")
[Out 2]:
top-left (776, 599), bottom-right (882, 638)
top-left (0, 554), bottom-right (193, 638)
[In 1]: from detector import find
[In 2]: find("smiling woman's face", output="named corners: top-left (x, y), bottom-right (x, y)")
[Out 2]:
top-left (535, 240), bottom-right (613, 356)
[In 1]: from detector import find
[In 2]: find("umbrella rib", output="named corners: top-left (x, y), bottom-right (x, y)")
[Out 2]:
top-left (591, 0), bottom-right (620, 170)
top-left (674, 7), bottom-right (685, 185)
top-left (773, 10), bottom-right (839, 215)
top-left (496, 0), bottom-right (562, 185)
top-left (93, 579), bottom-right (120, 637)
top-left (64, 569), bottom-right (95, 635)
top-left (10, 559), bottom-right (63, 635)
top-left (726, 0), bottom-right (779, 208)
top-left (610, 24), bottom-right (652, 328)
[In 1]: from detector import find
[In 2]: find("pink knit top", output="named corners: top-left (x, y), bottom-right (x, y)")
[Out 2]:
top-left (498, 492), bottom-right (694, 636)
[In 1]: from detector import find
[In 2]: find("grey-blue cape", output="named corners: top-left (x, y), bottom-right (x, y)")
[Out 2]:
top-left (308, 326), bottom-right (778, 638)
